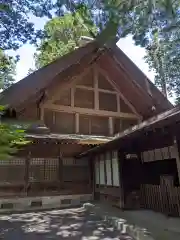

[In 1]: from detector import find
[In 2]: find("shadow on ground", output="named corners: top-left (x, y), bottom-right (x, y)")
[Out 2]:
top-left (0, 207), bottom-right (132, 239)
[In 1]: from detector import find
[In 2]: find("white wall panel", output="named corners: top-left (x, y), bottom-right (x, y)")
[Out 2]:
top-left (161, 147), bottom-right (169, 159)
top-left (155, 149), bottom-right (162, 160)
top-left (112, 151), bottom-right (120, 186)
top-left (105, 152), bottom-right (112, 185)
top-left (169, 145), bottom-right (177, 159)
top-left (148, 150), bottom-right (154, 162)
top-left (142, 145), bottom-right (177, 162)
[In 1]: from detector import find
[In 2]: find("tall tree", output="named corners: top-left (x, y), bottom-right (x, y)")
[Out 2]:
top-left (35, 8), bottom-right (97, 68)
top-left (145, 35), bottom-right (169, 98)
top-left (59, 0), bottom-right (180, 100)
top-left (0, 50), bottom-right (16, 90)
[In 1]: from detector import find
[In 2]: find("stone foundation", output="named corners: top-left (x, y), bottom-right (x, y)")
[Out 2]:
top-left (0, 194), bottom-right (92, 213)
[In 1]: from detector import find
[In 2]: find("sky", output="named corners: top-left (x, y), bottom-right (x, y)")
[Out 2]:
top-left (8, 15), bottom-right (155, 83)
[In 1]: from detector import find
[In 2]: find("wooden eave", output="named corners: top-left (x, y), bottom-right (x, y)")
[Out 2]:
top-left (26, 133), bottom-right (113, 145)
top-left (78, 106), bottom-right (180, 157)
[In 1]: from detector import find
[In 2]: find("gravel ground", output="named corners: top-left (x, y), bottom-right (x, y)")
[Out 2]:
top-left (0, 208), bottom-right (132, 240)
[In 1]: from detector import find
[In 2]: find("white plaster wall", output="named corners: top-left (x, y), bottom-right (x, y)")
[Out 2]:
top-left (142, 146), bottom-right (177, 162)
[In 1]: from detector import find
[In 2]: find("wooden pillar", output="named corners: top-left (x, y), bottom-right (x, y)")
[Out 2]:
top-left (110, 151), bottom-right (114, 186)
top-left (109, 117), bottom-right (113, 136)
top-left (58, 145), bottom-right (63, 189)
top-left (88, 156), bottom-right (95, 199)
top-left (103, 153), bottom-right (107, 187)
top-left (118, 150), bottom-right (126, 209)
top-left (75, 113), bottom-right (79, 133)
top-left (24, 151), bottom-right (31, 196)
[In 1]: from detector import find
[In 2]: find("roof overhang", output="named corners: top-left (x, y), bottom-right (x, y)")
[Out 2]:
top-left (78, 106), bottom-right (180, 158)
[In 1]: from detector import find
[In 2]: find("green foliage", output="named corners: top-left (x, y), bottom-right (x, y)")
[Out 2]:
top-left (0, 0), bottom-right (54, 50)
top-left (0, 50), bottom-right (16, 90)
top-left (53, 1), bottom-right (180, 102)
top-left (0, 106), bottom-right (30, 159)
top-left (35, 8), bottom-right (97, 68)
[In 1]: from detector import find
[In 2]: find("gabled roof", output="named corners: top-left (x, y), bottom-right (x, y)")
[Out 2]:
top-left (0, 38), bottom-right (173, 117)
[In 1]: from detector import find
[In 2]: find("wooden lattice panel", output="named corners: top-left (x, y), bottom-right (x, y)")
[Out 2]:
top-left (29, 158), bottom-right (59, 182)
top-left (0, 158), bottom-right (25, 183)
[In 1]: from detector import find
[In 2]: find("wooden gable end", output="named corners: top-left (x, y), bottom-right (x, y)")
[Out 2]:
top-left (42, 64), bottom-right (139, 136)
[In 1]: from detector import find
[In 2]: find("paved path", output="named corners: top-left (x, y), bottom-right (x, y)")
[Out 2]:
top-left (93, 203), bottom-right (180, 240)
top-left (0, 208), bottom-right (132, 239)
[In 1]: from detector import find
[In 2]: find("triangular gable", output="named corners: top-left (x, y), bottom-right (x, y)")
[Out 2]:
top-left (48, 65), bottom-right (137, 117)
top-left (0, 38), bottom-right (172, 120)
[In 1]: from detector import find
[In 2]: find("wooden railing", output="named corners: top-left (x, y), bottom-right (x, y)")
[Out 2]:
top-left (140, 184), bottom-right (180, 217)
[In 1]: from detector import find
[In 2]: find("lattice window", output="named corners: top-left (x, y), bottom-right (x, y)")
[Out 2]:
top-left (29, 158), bottom-right (58, 182)
top-left (0, 158), bottom-right (25, 183)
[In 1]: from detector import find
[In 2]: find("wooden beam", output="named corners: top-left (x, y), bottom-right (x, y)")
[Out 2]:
top-left (75, 85), bottom-right (117, 94)
top-left (71, 88), bottom-right (74, 107)
top-left (44, 103), bottom-right (139, 119)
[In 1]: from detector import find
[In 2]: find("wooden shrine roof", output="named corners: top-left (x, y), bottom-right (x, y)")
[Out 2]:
top-left (0, 38), bottom-right (172, 117)
top-left (79, 106), bottom-right (180, 157)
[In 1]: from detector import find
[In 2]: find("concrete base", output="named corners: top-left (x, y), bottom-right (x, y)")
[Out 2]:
top-left (0, 194), bottom-right (92, 214)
